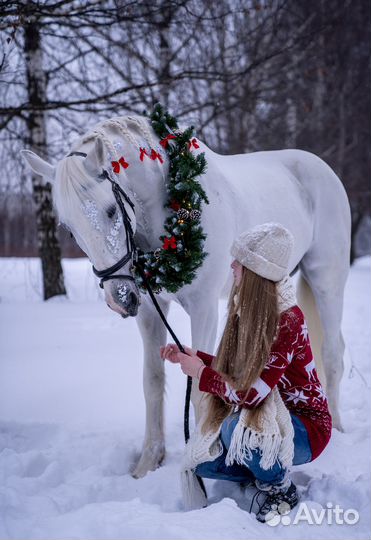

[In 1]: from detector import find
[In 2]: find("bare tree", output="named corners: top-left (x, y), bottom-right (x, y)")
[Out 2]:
top-left (1, 0), bottom-right (369, 271)
top-left (23, 16), bottom-right (66, 299)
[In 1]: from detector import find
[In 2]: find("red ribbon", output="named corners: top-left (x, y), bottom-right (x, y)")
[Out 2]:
top-left (160, 134), bottom-right (176, 148)
top-left (111, 156), bottom-right (129, 173)
top-left (139, 147), bottom-right (148, 161)
top-left (150, 149), bottom-right (164, 163)
top-left (170, 200), bottom-right (181, 211)
top-left (188, 138), bottom-right (199, 150)
top-left (163, 236), bottom-right (177, 250)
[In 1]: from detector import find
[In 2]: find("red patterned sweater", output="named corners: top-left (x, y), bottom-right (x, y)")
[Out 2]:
top-left (197, 305), bottom-right (332, 460)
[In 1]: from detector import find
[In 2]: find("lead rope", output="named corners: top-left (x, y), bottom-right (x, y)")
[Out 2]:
top-left (134, 263), bottom-right (192, 439)
top-left (107, 182), bottom-right (205, 495)
top-left (111, 184), bottom-right (207, 496)
top-left (134, 262), bottom-right (207, 498)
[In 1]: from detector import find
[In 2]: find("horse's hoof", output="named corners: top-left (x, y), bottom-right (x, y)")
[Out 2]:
top-left (131, 445), bottom-right (165, 478)
top-left (332, 415), bottom-right (345, 433)
top-left (333, 422), bottom-right (345, 433)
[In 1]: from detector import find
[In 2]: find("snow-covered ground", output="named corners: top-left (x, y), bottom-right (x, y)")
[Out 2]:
top-left (0, 257), bottom-right (370, 539)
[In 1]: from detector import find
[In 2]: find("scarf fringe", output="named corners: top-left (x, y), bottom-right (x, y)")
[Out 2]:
top-left (225, 424), bottom-right (283, 470)
top-left (225, 388), bottom-right (295, 470)
top-left (183, 427), bottom-right (223, 471)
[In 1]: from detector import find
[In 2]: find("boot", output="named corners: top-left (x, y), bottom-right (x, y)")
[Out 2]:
top-left (255, 481), bottom-right (299, 523)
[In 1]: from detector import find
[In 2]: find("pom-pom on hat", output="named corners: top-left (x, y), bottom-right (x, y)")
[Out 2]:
top-left (230, 222), bottom-right (294, 282)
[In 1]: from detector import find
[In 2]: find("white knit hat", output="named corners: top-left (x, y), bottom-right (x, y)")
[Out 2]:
top-left (230, 222), bottom-right (294, 282)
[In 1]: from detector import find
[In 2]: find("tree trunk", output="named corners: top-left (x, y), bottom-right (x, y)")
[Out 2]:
top-left (24, 19), bottom-right (66, 300)
top-left (350, 210), bottom-right (363, 265)
top-left (313, 0), bottom-right (326, 138)
top-left (157, 1), bottom-right (173, 108)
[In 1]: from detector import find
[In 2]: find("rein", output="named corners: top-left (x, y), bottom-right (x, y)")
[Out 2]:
top-left (67, 151), bottom-right (206, 496)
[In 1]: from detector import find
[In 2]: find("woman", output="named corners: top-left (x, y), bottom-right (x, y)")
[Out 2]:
top-left (161, 222), bottom-right (332, 522)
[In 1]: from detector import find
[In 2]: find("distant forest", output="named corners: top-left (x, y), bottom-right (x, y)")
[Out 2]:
top-left (1, 1), bottom-right (370, 264)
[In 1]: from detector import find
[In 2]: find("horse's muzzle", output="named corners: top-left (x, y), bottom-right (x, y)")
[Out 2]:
top-left (126, 291), bottom-right (139, 316)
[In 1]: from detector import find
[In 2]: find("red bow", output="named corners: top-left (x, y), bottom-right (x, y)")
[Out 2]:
top-left (160, 134), bottom-right (176, 148)
top-left (150, 149), bottom-right (164, 163)
top-left (139, 147), bottom-right (148, 161)
top-left (163, 236), bottom-right (177, 250)
top-left (188, 138), bottom-right (199, 150)
top-left (111, 156), bottom-right (129, 173)
top-left (170, 200), bottom-right (181, 211)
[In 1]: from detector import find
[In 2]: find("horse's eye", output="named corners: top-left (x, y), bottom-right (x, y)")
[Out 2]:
top-left (107, 205), bottom-right (116, 219)
top-left (62, 223), bottom-right (74, 239)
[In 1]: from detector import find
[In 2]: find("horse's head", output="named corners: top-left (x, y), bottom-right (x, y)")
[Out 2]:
top-left (21, 138), bottom-right (140, 318)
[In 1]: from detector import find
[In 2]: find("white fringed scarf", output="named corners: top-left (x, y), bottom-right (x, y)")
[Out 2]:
top-left (181, 275), bottom-right (297, 510)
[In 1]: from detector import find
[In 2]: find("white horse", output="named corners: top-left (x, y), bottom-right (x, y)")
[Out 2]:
top-left (21, 114), bottom-right (351, 478)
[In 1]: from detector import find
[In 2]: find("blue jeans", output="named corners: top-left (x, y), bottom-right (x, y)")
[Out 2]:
top-left (195, 412), bottom-right (312, 486)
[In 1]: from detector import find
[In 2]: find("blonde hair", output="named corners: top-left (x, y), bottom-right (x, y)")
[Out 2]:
top-left (202, 266), bottom-right (280, 433)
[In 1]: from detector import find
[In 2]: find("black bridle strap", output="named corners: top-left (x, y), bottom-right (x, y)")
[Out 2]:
top-left (98, 274), bottom-right (136, 288)
top-left (94, 173), bottom-right (136, 287)
top-left (92, 252), bottom-right (132, 279)
top-left (111, 180), bottom-right (135, 256)
top-left (68, 151), bottom-right (88, 158)
top-left (99, 169), bottom-right (135, 212)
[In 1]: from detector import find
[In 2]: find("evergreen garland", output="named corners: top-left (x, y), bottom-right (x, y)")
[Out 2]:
top-left (135, 103), bottom-right (209, 294)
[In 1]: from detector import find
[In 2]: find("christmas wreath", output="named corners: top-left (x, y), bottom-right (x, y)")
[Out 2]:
top-left (135, 103), bottom-right (209, 294)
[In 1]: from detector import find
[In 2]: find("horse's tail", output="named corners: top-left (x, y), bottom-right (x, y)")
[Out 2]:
top-left (296, 273), bottom-right (327, 389)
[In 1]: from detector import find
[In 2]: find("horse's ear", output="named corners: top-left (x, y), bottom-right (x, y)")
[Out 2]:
top-left (83, 138), bottom-right (107, 178)
top-left (20, 150), bottom-right (56, 180)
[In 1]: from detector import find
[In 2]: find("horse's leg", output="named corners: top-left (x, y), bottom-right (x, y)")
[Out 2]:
top-left (296, 273), bottom-right (326, 387)
top-left (300, 252), bottom-right (349, 432)
top-left (183, 294), bottom-right (220, 424)
top-left (132, 295), bottom-right (170, 478)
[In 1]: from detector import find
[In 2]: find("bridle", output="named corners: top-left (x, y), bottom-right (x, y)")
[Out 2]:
top-left (67, 151), bottom-right (138, 289)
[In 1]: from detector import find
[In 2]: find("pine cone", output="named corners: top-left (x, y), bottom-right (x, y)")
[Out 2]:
top-left (177, 208), bottom-right (190, 220)
top-left (189, 209), bottom-right (201, 221)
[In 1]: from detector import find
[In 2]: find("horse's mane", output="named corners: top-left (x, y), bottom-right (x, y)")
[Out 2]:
top-left (53, 115), bottom-right (161, 223)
